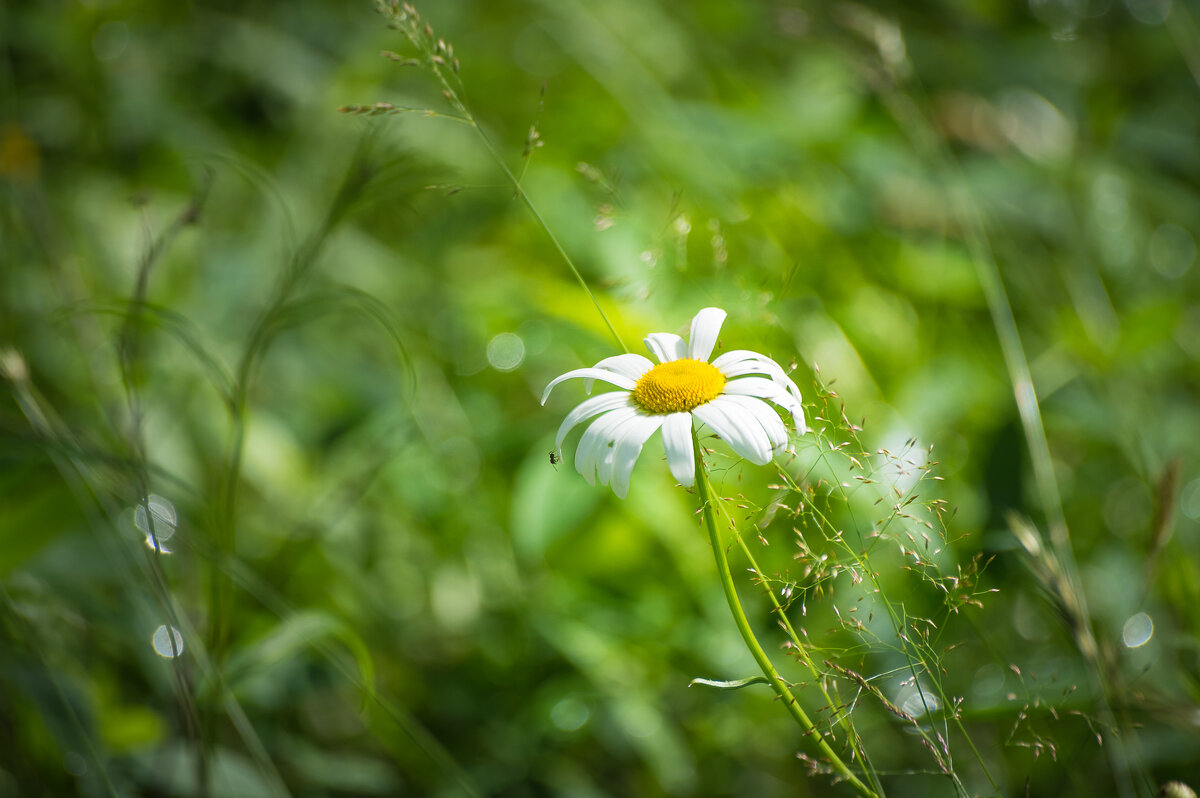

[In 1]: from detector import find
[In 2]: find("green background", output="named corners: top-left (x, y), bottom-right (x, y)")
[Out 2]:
top-left (2, 0), bottom-right (1199, 795)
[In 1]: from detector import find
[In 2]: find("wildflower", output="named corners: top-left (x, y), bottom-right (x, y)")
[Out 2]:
top-left (541, 308), bottom-right (807, 497)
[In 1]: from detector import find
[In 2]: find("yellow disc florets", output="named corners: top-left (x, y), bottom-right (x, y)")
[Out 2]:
top-left (632, 359), bottom-right (726, 414)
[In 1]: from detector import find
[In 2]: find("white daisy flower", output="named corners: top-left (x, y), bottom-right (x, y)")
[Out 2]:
top-left (541, 307), bottom-right (808, 498)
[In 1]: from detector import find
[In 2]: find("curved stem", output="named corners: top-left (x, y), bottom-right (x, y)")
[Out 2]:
top-left (692, 430), bottom-right (877, 798)
top-left (728, 532), bottom-right (884, 797)
top-left (705, 481), bottom-right (882, 792)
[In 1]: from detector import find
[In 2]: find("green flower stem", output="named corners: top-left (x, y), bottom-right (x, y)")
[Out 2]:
top-left (713, 494), bottom-right (880, 790)
top-left (727, 531), bottom-right (883, 796)
top-left (692, 430), bottom-right (877, 798)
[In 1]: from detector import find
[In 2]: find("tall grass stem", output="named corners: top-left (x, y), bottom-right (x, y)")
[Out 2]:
top-left (692, 429), bottom-right (877, 798)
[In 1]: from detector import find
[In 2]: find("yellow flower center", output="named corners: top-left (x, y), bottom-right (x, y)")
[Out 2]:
top-left (632, 359), bottom-right (726, 414)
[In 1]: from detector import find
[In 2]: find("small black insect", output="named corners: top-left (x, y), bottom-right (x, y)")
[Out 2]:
top-left (548, 451), bottom-right (560, 467)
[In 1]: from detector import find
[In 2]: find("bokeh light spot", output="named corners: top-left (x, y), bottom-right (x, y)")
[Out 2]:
top-left (1181, 477), bottom-right (1200, 520)
top-left (430, 566), bottom-right (481, 629)
top-left (486, 332), bottom-right (525, 372)
top-left (550, 696), bottom-right (590, 731)
top-left (1150, 223), bottom-right (1195, 279)
top-left (1122, 612), bottom-right (1153, 648)
top-left (896, 682), bottom-right (941, 719)
top-left (135, 495), bottom-right (177, 554)
top-left (999, 88), bottom-right (1073, 162)
top-left (151, 625), bottom-right (184, 658)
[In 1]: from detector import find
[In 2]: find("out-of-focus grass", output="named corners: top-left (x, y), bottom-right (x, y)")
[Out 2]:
top-left (2, 1), bottom-right (1199, 796)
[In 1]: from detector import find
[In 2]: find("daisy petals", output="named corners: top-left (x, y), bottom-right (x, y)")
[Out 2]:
top-left (723, 377), bottom-right (807, 433)
top-left (541, 367), bottom-right (638, 405)
top-left (713, 394), bottom-right (788, 452)
top-left (575, 406), bottom-right (637, 484)
top-left (693, 402), bottom-right (772, 465)
top-left (544, 308), bottom-right (810, 499)
top-left (608, 414), bottom-right (665, 499)
top-left (555, 392), bottom-right (635, 452)
top-left (711, 349), bottom-right (770, 370)
top-left (644, 333), bottom-right (687, 364)
top-left (583, 353), bottom-right (654, 392)
top-left (688, 307), bottom-right (727, 362)
top-left (594, 410), bottom-right (643, 489)
top-left (713, 350), bottom-right (804, 403)
top-left (660, 412), bottom-right (696, 487)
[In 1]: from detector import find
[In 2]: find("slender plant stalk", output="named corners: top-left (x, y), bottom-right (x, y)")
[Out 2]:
top-left (727, 532), bottom-right (885, 796)
top-left (699, 482), bottom-right (882, 792)
top-left (369, 0), bottom-right (629, 353)
top-left (470, 123), bottom-right (629, 354)
top-left (785, 432), bottom-right (997, 797)
top-left (884, 82), bottom-right (1131, 793)
top-left (117, 186), bottom-right (214, 792)
top-left (692, 429), bottom-right (877, 798)
top-left (861, 60), bottom-right (1134, 792)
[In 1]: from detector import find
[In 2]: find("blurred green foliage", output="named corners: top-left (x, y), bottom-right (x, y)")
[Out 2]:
top-left (3, 0), bottom-right (1200, 795)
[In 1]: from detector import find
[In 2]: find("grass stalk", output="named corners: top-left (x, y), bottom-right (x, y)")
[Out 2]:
top-left (693, 428), bottom-right (878, 798)
top-left (729, 532), bottom-right (885, 796)
top-left (368, 0), bottom-right (628, 353)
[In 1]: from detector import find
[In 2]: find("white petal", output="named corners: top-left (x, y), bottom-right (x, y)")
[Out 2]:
top-left (712, 394), bottom-right (788, 452)
top-left (660, 412), bottom-right (696, 487)
top-left (723, 377), bottom-right (807, 433)
top-left (712, 349), bottom-right (771, 370)
top-left (713, 349), bottom-right (804, 396)
top-left (688, 307), bottom-right (727, 362)
top-left (693, 401), bottom-right (772, 465)
top-left (541, 367), bottom-right (637, 405)
top-left (555, 392), bottom-right (634, 452)
top-left (597, 441), bottom-right (619, 489)
top-left (644, 333), bottom-right (687, 363)
top-left (595, 410), bottom-right (650, 489)
top-left (575, 406), bottom-right (638, 484)
top-left (582, 353), bottom-right (654, 392)
top-left (608, 414), bottom-right (665, 499)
